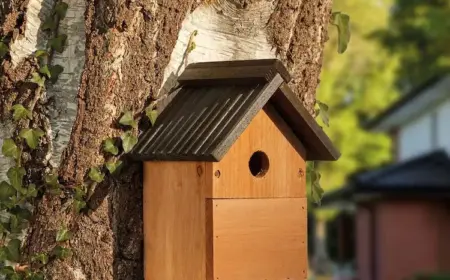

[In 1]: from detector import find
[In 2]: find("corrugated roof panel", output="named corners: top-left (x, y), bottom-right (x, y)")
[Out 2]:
top-left (131, 83), bottom-right (265, 161)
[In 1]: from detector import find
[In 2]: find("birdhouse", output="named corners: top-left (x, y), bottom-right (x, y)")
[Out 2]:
top-left (130, 59), bottom-right (340, 280)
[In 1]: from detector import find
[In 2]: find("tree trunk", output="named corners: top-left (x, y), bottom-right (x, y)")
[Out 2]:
top-left (0, 0), bottom-right (332, 279)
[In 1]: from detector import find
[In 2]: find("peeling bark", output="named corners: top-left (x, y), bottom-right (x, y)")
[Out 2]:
top-left (0, 0), bottom-right (333, 278)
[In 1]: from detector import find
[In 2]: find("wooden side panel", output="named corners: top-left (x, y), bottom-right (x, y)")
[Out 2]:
top-left (143, 161), bottom-right (207, 280)
top-left (209, 106), bottom-right (307, 198)
top-left (211, 198), bottom-right (308, 280)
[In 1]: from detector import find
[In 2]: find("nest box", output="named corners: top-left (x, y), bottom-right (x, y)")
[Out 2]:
top-left (130, 59), bottom-right (340, 280)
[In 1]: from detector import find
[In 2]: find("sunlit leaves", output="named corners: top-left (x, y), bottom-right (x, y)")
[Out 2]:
top-left (0, 181), bottom-right (16, 202)
top-left (105, 160), bottom-right (122, 175)
top-left (145, 107), bottom-right (158, 126)
top-left (103, 138), bottom-right (118, 155)
top-left (121, 132), bottom-right (137, 153)
top-left (119, 111), bottom-right (137, 128)
top-left (88, 167), bottom-right (104, 183)
top-left (11, 105), bottom-right (32, 121)
top-left (331, 12), bottom-right (351, 54)
top-left (2, 139), bottom-right (20, 159)
top-left (19, 128), bottom-right (44, 149)
top-left (316, 100), bottom-right (329, 127)
top-left (7, 167), bottom-right (25, 191)
top-left (30, 73), bottom-right (45, 87)
top-left (307, 162), bottom-right (324, 205)
top-left (73, 200), bottom-right (86, 214)
top-left (48, 34), bottom-right (67, 53)
top-left (45, 173), bottom-right (61, 195)
top-left (6, 239), bottom-right (21, 262)
top-left (56, 226), bottom-right (72, 242)
top-left (32, 253), bottom-right (49, 265)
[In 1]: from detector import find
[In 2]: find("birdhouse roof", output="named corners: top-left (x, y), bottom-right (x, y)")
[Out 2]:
top-left (130, 59), bottom-right (340, 162)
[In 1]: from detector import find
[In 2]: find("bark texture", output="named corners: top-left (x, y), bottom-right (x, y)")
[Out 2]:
top-left (0, 0), bottom-right (333, 279)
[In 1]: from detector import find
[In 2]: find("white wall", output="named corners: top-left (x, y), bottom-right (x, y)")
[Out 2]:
top-left (398, 114), bottom-right (433, 161)
top-left (398, 98), bottom-right (450, 161)
top-left (437, 99), bottom-right (450, 154)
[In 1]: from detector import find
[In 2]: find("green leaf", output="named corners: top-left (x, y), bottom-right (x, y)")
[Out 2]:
top-left (145, 107), bottom-right (158, 126)
top-left (331, 12), bottom-right (351, 54)
top-left (105, 160), bottom-right (122, 174)
top-left (0, 42), bottom-right (8, 59)
top-left (39, 64), bottom-right (51, 78)
top-left (56, 226), bottom-right (72, 242)
top-left (54, 2), bottom-right (69, 19)
top-left (2, 139), bottom-right (20, 159)
top-left (11, 104), bottom-right (32, 121)
top-left (10, 273), bottom-right (22, 280)
top-left (73, 200), bottom-right (86, 214)
top-left (0, 181), bottom-right (16, 202)
top-left (0, 265), bottom-right (15, 275)
top-left (52, 245), bottom-right (71, 259)
top-left (0, 247), bottom-right (8, 262)
top-left (48, 34), bottom-right (67, 53)
top-left (311, 182), bottom-right (324, 205)
top-left (73, 186), bottom-right (85, 200)
top-left (28, 272), bottom-right (45, 280)
top-left (32, 253), bottom-right (49, 265)
top-left (9, 214), bottom-right (20, 233)
top-left (45, 173), bottom-right (59, 188)
top-left (7, 167), bottom-right (25, 191)
top-left (188, 41), bottom-right (196, 53)
top-left (49, 64), bottom-right (64, 83)
top-left (26, 184), bottom-right (38, 198)
top-left (103, 138), bottom-right (118, 155)
top-left (121, 131), bottom-right (137, 153)
top-left (19, 128), bottom-right (45, 149)
top-left (34, 50), bottom-right (48, 58)
top-left (30, 72), bottom-right (45, 87)
top-left (10, 206), bottom-right (32, 221)
top-left (41, 17), bottom-right (57, 31)
top-left (119, 111), bottom-right (137, 128)
top-left (88, 167), bottom-right (104, 183)
top-left (317, 101), bottom-right (329, 127)
top-left (6, 239), bottom-right (21, 262)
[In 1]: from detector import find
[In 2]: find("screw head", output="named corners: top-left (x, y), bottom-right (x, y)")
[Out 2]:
top-left (214, 170), bottom-right (221, 178)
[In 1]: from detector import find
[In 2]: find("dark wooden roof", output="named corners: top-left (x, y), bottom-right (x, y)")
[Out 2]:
top-left (322, 150), bottom-right (450, 205)
top-left (130, 59), bottom-right (340, 162)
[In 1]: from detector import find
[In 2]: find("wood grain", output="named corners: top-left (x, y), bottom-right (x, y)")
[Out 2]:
top-left (207, 106), bottom-right (307, 198)
top-left (211, 198), bottom-right (308, 280)
top-left (143, 161), bottom-right (207, 280)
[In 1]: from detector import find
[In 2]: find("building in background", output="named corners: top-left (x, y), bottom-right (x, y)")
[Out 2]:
top-left (322, 75), bottom-right (450, 280)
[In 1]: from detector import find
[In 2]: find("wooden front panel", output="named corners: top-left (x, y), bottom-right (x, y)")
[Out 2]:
top-left (210, 198), bottom-right (308, 280)
top-left (207, 107), bottom-right (307, 198)
top-left (143, 161), bottom-right (207, 280)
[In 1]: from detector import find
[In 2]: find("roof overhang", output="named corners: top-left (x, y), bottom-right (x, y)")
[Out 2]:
top-left (366, 75), bottom-right (450, 132)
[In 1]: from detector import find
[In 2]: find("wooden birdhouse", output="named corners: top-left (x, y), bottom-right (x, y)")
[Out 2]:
top-left (130, 59), bottom-right (340, 280)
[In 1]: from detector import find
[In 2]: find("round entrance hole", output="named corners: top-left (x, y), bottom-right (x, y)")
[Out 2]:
top-left (249, 151), bottom-right (270, 177)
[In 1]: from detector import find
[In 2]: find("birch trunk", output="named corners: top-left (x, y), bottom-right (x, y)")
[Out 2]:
top-left (0, 0), bottom-right (333, 278)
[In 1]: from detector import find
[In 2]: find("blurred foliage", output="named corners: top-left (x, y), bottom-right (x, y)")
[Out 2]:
top-left (371, 0), bottom-right (450, 90)
top-left (316, 0), bottom-right (399, 212)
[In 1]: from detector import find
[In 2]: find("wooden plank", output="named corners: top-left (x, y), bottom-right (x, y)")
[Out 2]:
top-left (211, 198), bottom-right (308, 280)
top-left (208, 106), bottom-right (307, 198)
top-left (178, 59), bottom-right (291, 86)
top-left (143, 161), bottom-right (207, 280)
top-left (271, 84), bottom-right (341, 161)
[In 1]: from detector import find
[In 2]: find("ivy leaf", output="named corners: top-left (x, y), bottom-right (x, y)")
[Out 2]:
top-left (311, 182), bottom-right (324, 205)
top-left (103, 138), bottom-right (118, 155)
top-left (30, 72), bottom-right (45, 87)
top-left (48, 34), bottom-right (67, 53)
top-left (41, 17), bottom-right (57, 31)
top-left (7, 167), bottom-right (25, 191)
top-left (10, 206), bottom-right (32, 221)
top-left (39, 64), bottom-right (52, 78)
top-left (9, 214), bottom-right (21, 233)
top-left (45, 174), bottom-right (61, 195)
top-left (121, 131), bottom-right (137, 153)
top-left (54, 2), bottom-right (69, 19)
top-left (34, 50), bottom-right (48, 58)
top-left (28, 272), bottom-right (45, 280)
top-left (331, 12), bottom-right (351, 54)
top-left (19, 128), bottom-right (45, 149)
top-left (0, 265), bottom-right (15, 275)
top-left (52, 245), bottom-right (71, 260)
top-left (317, 101), bottom-right (329, 127)
top-left (10, 273), bottom-right (22, 280)
top-left (73, 200), bottom-right (86, 214)
top-left (49, 65), bottom-right (64, 83)
top-left (145, 107), bottom-right (158, 126)
top-left (26, 184), bottom-right (38, 198)
top-left (56, 226), bottom-right (72, 242)
top-left (0, 247), bottom-right (8, 262)
top-left (0, 181), bottom-right (16, 202)
top-left (119, 111), bottom-right (137, 128)
top-left (2, 139), bottom-right (20, 159)
top-left (0, 42), bottom-right (8, 59)
top-left (11, 104), bottom-right (32, 121)
top-left (6, 239), bottom-right (21, 262)
top-left (105, 160), bottom-right (122, 175)
top-left (88, 167), bottom-right (104, 183)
